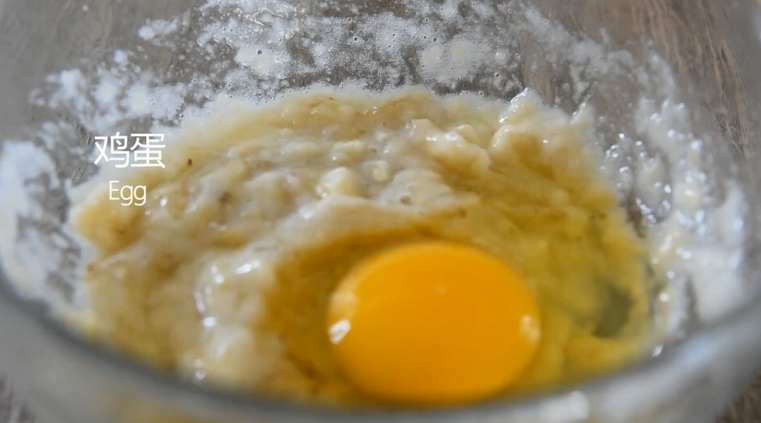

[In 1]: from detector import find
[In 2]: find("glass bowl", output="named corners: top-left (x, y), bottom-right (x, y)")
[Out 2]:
top-left (1, 0), bottom-right (761, 422)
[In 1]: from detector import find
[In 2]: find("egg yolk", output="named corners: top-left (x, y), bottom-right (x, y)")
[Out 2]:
top-left (326, 241), bottom-right (541, 406)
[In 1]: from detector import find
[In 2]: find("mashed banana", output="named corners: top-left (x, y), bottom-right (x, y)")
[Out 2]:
top-left (70, 87), bottom-right (653, 406)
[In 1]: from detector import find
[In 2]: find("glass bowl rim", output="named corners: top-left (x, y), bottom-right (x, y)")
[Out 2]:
top-left (1, 268), bottom-right (758, 422)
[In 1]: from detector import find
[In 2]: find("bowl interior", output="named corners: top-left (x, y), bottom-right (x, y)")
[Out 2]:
top-left (0, 0), bottom-right (760, 417)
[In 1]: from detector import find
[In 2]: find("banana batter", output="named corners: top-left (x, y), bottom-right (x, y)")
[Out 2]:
top-left (69, 87), bottom-right (653, 406)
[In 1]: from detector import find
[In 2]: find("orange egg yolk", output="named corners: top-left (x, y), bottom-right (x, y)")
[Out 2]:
top-left (326, 241), bottom-right (541, 406)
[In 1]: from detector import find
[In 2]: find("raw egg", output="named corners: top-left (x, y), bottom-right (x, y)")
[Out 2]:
top-left (326, 241), bottom-right (541, 406)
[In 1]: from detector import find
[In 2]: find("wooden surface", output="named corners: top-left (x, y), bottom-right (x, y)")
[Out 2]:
top-left (719, 370), bottom-right (761, 423)
top-left (0, 378), bottom-right (37, 423)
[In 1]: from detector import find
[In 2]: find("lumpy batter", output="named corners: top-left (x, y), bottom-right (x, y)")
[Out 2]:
top-left (70, 87), bottom-right (653, 406)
